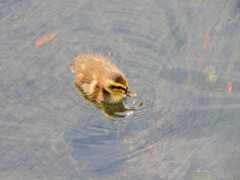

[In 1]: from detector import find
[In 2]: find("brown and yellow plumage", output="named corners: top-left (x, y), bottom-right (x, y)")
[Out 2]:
top-left (71, 54), bottom-right (137, 104)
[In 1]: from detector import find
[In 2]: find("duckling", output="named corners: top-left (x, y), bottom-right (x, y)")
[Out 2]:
top-left (71, 54), bottom-right (137, 104)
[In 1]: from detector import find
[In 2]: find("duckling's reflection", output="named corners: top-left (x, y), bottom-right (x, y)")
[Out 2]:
top-left (75, 84), bottom-right (136, 120)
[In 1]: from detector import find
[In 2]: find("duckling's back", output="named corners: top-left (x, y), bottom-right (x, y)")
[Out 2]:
top-left (71, 54), bottom-right (122, 102)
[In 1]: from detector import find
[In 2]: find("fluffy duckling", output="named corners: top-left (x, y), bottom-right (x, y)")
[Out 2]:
top-left (71, 54), bottom-right (137, 104)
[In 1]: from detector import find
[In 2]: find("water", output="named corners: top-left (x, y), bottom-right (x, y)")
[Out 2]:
top-left (0, 0), bottom-right (240, 179)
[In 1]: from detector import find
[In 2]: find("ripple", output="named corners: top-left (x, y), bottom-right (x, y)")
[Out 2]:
top-left (120, 77), bottom-right (156, 119)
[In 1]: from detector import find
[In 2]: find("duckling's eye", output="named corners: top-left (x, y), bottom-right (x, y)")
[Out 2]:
top-left (110, 85), bottom-right (126, 92)
top-left (110, 85), bottom-right (121, 89)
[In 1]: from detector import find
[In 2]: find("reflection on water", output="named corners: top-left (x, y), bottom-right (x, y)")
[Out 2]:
top-left (74, 84), bottom-right (142, 120)
top-left (0, 0), bottom-right (240, 179)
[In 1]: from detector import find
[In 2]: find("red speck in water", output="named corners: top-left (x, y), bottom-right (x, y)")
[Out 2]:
top-left (197, 58), bottom-right (204, 65)
top-left (147, 137), bottom-right (155, 158)
top-left (227, 81), bottom-right (232, 94)
top-left (203, 31), bottom-right (210, 50)
top-left (203, 23), bottom-right (215, 52)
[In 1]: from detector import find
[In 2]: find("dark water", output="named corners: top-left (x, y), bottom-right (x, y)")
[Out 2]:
top-left (1, 0), bottom-right (240, 179)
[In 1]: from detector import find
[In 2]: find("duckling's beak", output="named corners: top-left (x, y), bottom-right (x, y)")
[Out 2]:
top-left (126, 89), bottom-right (137, 98)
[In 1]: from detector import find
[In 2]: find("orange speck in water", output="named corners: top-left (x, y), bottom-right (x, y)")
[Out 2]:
top-left (197, 58), bottom-right (204, 65)
top-left (147, 137), bottom-right (155, 158)
top-left (157, 118), bottom-right (164, 128)
top-left (227, 81), bottom-right (232, 94)
top-left (203, 23), bottom-right (215, 51)
top-left (34, 31), bottom-right (58, 46)
top-left (203, 31), bottom-right (210, 50)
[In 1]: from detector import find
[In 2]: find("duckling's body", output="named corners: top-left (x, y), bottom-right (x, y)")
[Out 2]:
top-left (71, 54), bottom-right (136, 104)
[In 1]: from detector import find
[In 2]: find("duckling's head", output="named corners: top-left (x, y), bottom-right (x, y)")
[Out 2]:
top-left (104, 72), bottom-right (137, 104)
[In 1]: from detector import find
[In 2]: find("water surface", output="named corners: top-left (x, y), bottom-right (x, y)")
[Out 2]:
top-left (0, 0), bottom-right (240, 179)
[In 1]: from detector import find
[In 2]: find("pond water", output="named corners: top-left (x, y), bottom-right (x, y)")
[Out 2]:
top-left (0, 0), bottom-right (240, 179)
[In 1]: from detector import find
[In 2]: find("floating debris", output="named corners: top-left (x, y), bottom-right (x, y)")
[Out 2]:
top-left (203, 23), bottom-right (215, 52)
top-left (34, 31), bottom-right (58, 46)
top-left (147, 137), bottom-right (155, 158)
top-left (157, 118), bottom-right (164, 128)
top-left (197, 57), bottom-right (204, 66)
top-left (227, 81), bottom-right (232, 94)
top-left (205, 66), bottom-right (218, 83)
